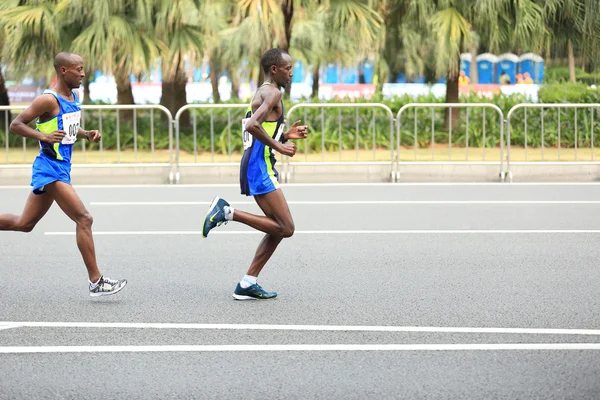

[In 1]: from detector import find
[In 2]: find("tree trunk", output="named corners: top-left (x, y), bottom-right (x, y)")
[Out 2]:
top-left (280, 0), bottom-right (294, 99)
top-left (470, 44), bottom-right (478, 84)
top-left (257, 64), bottom-right (265, 88)
top-left (229, 65), bottom-right (240, 100)
top-left (0, 67), bottom-right (11, 131)
top-left (209, 56), bottom-right (221, 104)
top-left (311, 63), bottom-right (320, 99)
top-left (568, 39), bottom-right (576, 82)
top-left (424, 65), bottom-right (437, 85)
top-left (114, 68), bottom-right (134, 120)
top-left (161, 54), bottom-right (189, 127)
top-left (83, 69), bottom-right (92, 104)
top-left (444, 70), bottom-right (460, 131)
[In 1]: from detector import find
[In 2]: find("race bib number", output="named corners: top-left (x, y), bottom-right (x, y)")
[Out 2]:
top-left (242, 118), bottom-right (253, 150)
top-left (275, 124), bottom-right (285, 142)
top-left (61, 111), bottom-right (81, 145)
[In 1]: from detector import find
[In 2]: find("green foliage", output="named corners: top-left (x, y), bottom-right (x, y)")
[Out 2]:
top-left (545, 66), bottom-right (600, 85)
top-left (2, 87), bottom-right (600, 154)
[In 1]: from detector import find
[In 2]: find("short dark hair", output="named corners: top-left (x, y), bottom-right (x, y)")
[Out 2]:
top-left (54, 52), bottom-right (81, 72)
top-left (260, 48), bottom-right (289, 74)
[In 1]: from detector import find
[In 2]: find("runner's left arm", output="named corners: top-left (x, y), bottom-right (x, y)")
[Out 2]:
top-left (78, 127), bottom-right (101, 142)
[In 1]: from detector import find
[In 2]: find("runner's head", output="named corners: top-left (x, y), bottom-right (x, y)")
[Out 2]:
top-left (260, 48), bottom-right (293, 89)
top-left (54, 52), bottom-right (85, 89)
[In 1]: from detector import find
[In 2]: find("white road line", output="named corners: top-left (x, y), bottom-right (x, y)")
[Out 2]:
top-left (2, 322), bottom-right (600, 336)
top-left (0, 325), bottom-right (20, 331)
top-left (1, 343), bottom-right (600, 354)
top-left (89, 200), bottom-right (600, 206)
top-left (44, 230), bottom-right (600, 236)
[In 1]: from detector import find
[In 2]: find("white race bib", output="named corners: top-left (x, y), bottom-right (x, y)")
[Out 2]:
top-left (275, 124), bottom-right (285, 142)
top-left (61, 111), bottom-right (81, 145)
top-left (242, 118), bottom-right (253, 150)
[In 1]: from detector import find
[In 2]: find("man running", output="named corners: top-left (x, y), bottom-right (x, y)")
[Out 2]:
top-left (201, 48), bottom-right (308, 300)
top-left (0, 52), bottom-right (127, 297)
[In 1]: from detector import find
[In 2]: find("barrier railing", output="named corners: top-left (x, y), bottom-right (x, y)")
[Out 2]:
top-left (6, 101), bottom-right (600, 184)
top-left (1, 104), bottom-right (174, 180)
top-left (1, 106), bottom-right (28, 164)
top-left (506, 104), bottom-right (600, 178)
top-left (395, 103), bottom-right (507, 181)
top-left (174, 104), bottom-right (249, 183)
top-left (285, 103), bottom-right (395, 182)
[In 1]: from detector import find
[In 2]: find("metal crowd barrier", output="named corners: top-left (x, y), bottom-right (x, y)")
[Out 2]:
top-left (173, 104), bottom-right (249, 183)
top-left (395, 103), bottom-right (507, 181)
top-left (1, 104), bottom-right (174, 180)
top-left (6, 101), bottom-right (600, 184)
top-left (505, 104), bottom-right (600, 179)
top-left (284, 103), bottom-right (395, 182)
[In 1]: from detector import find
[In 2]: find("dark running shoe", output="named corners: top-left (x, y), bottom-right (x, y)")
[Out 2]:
top-left (202, 196), bottom-right (230, 238)
top-left (232, 283), bottom-right (277, 300)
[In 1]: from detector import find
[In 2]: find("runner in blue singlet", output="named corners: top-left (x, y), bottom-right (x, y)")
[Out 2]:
top-left (201, 48), bottom-right (309, 300)
top-left (0, 52), bottom-right (127, 297)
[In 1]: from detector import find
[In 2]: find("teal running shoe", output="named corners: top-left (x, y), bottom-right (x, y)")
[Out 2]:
top-left (233, 283), bottom-right (278, 300)
top-left (202, 196), bottom-right (230, 238)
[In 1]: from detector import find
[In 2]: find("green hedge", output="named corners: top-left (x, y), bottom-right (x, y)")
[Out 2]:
top-left (1, 84), bottom-right (599, 153)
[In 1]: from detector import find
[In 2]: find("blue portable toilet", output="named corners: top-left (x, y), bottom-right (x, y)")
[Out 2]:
top-left (518, 53), bottom-right (545, 83)
top-left (496, 53), bottom-right (519, 84)
top-left (536, 58), bottom-right (545, 83)
top-left (292, 60), bottom-right (304, 83)
top-left (460, 53), bottom-right (472, 78)
top-left (341, 66), bottom-right (358, 84)
top-left (193, 68), bottom-right (203, 82)
top-left (476, 53), bottom-right (498, 84)
top-left (395, 72), bottom-right (407, 83)
top-left (324, 63), bottom-right (339, 84)
top-left (361, 60), bottom-right (374, 83)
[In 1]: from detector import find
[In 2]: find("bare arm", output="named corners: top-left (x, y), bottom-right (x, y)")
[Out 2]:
top-left (77, 127), bottom-right (101, 142)
top-left (244, 88), bottom-right (285, 152)
top-left (10, 95), bottom-right (65, 143)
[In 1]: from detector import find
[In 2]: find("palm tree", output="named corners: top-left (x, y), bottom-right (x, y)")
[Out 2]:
top-left (399, 0), bottom-right (546, 128)
top-left (0, 0), bottom-right (22, 120)
top-left (543, 0), bottom-right (600, 81)
top-left (60, 0), bottom-right (159, 107)
top-left (153, 0), bottom-right (204, 117)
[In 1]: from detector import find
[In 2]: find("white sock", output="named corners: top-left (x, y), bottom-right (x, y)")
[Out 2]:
top-left (224, 206), bottom-right (234, 221)
top-left (240, 275), bottom-right (257, 288)
top-left (89, 276), bottom-right (101, 289)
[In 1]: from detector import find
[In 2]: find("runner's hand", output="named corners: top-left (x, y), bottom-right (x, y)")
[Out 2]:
top-left (278, 142), bottom-right (296, 157)
top-left (86, 130), bottom-right (102, 142)
top-left (285, 120), bottom-right (309, 140)
top-left (40, 130), bottom-right (66, 144)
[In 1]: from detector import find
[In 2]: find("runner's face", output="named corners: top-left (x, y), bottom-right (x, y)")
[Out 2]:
top-left (272, 54), bottom-right (293, 88)
top-left (62, 58), bottom-right (85, 89)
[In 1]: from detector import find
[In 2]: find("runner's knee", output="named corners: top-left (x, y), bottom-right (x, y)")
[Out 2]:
top-left (18, 219), bottom-right (37, 233)
top-left (76, 211), bottom-right (93, 228)
top-left (280, 222), bottom-right (295, 238)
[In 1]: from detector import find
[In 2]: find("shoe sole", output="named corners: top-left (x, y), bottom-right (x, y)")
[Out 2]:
top-left (90, 281), bottom-right (127, 297)
top-left (202, 196), bottom-right (221, 238)
top-left (232, 293), bottom-right (277, 300)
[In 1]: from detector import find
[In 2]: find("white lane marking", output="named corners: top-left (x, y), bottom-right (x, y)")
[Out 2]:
top-left (0, 324), bottom-right (21, 331)
top-left (44, 230), bottom-right (600, 236)
top-left (89, 200), bottom-right (600, 206)
top-left (2, 322), bottom-right (600, 336)
top-left (2, 343), bottom-right (600, 353)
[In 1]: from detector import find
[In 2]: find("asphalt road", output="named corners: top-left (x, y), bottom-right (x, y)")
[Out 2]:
top-left (1, 183), bottom-right (599, 399)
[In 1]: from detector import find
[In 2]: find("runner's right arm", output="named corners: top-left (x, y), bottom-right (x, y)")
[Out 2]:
top-left (245, 88), bottom-right (295, 157)
top-left (10, 95), bottom-right (65, 143)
